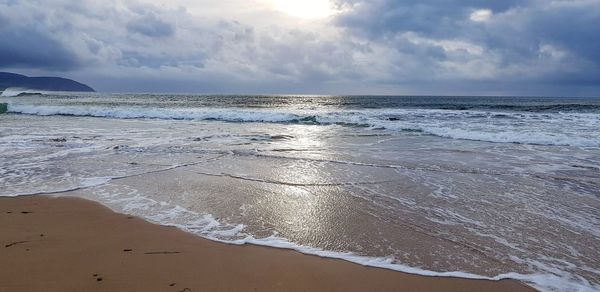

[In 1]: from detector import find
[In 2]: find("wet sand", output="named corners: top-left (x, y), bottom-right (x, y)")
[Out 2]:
top-left (0, 195), bottom-right (534, 292)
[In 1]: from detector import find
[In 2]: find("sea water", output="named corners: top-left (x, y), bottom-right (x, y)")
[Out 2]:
top-left (0, 93), bottom-right (598, 291)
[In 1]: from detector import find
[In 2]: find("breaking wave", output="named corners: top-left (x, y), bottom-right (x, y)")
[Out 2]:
top-left (0, 88), bottom-right (46, 97)
top-left (6, 104), bottom-right (600, 147)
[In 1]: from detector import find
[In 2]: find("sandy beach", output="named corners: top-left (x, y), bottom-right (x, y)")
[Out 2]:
top-left (2, 0), bottom-right (600, 290)
top-left (0, 195), bottom-right (534, 292)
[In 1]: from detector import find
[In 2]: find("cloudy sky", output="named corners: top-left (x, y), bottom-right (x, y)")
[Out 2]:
top-left (1, 0), bottom-right (599, 95)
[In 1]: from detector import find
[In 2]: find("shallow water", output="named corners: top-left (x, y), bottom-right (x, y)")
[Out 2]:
top-left (1, 94), bottom-right (599, 291)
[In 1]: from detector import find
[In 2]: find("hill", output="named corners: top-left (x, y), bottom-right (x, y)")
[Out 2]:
top-left (0, 72), bottom-right (95, 92)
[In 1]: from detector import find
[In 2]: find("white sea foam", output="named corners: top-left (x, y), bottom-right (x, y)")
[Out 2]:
top-left (75, 188), bottom-right (600, 292)
top-left (6, 104), bottom-right (600, 147)
top-left (2, 173), bottom-right (596, 291)
top-left (6, 104), bottom-right (301, 123)
top-left (0, 87), bottom-right (46, 97)
top-left (0, 177), bottom-right (113, 197)
top-left (9, 170), bottom-right (588, 292)
top-left (419, 126), bottom-right (600, 147)
top-left (1, 109), bottom-right (598, 291)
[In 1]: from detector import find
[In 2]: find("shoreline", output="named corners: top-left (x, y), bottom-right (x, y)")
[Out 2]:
top-left (0, 195), bottom-right (534, 292)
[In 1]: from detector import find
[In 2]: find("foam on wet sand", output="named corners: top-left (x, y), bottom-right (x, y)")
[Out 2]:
top-left (0, 195), bottom-right (534, 292)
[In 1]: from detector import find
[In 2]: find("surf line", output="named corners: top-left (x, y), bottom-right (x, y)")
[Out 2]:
top-left (6, 156), bottom-right (227, 197)
top-left (193, 171), bottom-right (394, 187)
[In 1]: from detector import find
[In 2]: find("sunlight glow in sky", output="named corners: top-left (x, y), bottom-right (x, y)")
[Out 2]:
top-left (1, 0), bottom-right (599, 96)
top-left (270, 0), bottom-right (337, 18)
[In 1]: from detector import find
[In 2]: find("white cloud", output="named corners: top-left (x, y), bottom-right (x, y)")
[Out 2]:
top-left (1, 0), bottom-right (599, 95)
top-left (469, 9), bottom-right (493, 22)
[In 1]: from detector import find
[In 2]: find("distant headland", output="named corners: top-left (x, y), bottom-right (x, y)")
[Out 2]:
top-left (0, 72), bottom-right (95, 93)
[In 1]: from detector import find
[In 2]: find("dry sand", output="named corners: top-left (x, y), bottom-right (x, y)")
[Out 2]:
top-left (0, 195), bottom-right (535, 292)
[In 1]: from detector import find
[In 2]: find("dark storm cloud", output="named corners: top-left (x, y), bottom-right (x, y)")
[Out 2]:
top-left (0, 27), bottom-right (80, 70)
top-left (0, 0), bottom-right (598, 95)
top-left (127, 13), bottom-right (175, 38)
top-left (333, 0), bottom-right (600, 86)
top-left (0, 3), bottom-right (81, 70)
top-left (0, 0), bottom-right (185, 71)
top-left (523, 3), bottom-right (600, 66)
top-left (334, 0), bottom-right (522, 37)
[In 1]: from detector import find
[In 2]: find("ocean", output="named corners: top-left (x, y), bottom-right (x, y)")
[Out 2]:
top-left (1, 93), bottom-right (599, 291)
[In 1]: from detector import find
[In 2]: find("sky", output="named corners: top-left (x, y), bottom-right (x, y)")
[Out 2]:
top-left (0, 0), bottom-right (599, 96)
